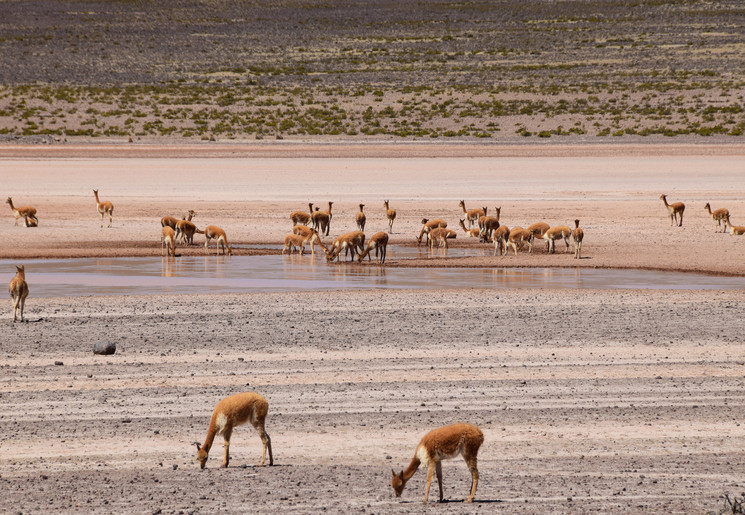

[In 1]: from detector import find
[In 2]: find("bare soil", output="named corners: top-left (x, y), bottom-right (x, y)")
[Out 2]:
top-left (1, 289), bottom-right (744, 513)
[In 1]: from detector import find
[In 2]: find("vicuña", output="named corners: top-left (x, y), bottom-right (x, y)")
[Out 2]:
top-left (391, 423), bottom-right (484, 504)
top-left (9, 265), bottom-right (29, 323)
top-left (194, 392), bottom-right (273, 469)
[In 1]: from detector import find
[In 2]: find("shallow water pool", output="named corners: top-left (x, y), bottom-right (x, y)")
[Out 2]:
top-left (2, 249), bottom-right (743, 298)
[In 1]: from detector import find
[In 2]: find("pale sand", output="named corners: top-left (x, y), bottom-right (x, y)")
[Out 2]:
top-left (2, 289), bottom-right (744, 513)
top-left (1, 143), bottom-right (744, 275)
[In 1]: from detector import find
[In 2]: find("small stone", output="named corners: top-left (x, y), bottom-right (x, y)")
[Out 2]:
top-left (172, 464), bottom-right (178, 470)
top-left (54, 361), bottom-right (63, 366)
top-left (93, 341), bottom-right (116, 355)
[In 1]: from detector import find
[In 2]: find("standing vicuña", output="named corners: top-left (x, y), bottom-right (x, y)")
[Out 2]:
top-left (527, 222), bottom-right (551, 252)
top-left (290, 226), bottom-right (328, 255)
top-left (660, 194), bottom-right (684, 227)
top-left (572, 219), bottom-right (584, 259)
top-left (428, 227), bottom-right (457, 249)
top-left (479, 208), bottom-right (500, 242)
top-left (161, 226), bottom-right (177, 257)
top-left (391, 423), bottom-right (484, 504)
top-left (545, 225), bottom-right (572, 254)
top-left (704, 202), bottom-right (730, 232)
top-left (9, 265), bottom-right (29, 323)
top-left (507, 227), bottom-right (534, 255)
top-left (326, 230), bottom-right (365, 262)
top-left (357, 231), bottom-right (389, 264)
top-left (290, 203), bottom-right (314, 227)
top-left (204, 225), bottom-right (232, 255)
top-left (491, 225), bottom-right (510, 256)
top-left (458, 201), bottom-right (485, 229)
top-left (194, 392), bottom-right (273, 469)
top-left (161, 209), bottom-right (194, 230)
top-left (93, 189), bottom-right (114, 228)
top-left (312, 201), bottom-right (333, 236)
top-left (384, 200), bottom-right (396, 234)
top-left (6, 198), bottom-right (38, 227)
top-left (356, 203), bottom-right (366, 232)
top-left (416, 218), bottom-right (447, 246)
top-left (175, 211), bottom-right (201, 245)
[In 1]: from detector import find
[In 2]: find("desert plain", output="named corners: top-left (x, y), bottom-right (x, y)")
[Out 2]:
top-left (0, 142), bottom-right (744, 514)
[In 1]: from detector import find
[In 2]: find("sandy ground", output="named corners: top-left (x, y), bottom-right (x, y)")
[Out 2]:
top-left (1, 289), bottom-right (744, 513)
top-left (2, 143), bottom-right (745, 275)
top-left (1, 144), bottom-right (745, 514)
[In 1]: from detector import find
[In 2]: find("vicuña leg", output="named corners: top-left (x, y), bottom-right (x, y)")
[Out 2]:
top-left (222, 428), bottom-right (232, 468)
top-left (466, 455), bottom-right (479, 502)
top-left (424, 462), bottom-right (436, 504)
top-left (435, 461), bottom-right (444, 502)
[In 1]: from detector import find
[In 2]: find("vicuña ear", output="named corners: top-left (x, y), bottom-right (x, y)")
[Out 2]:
top-left (391, 468), bottom-right (396, 477)
top-left (193, 442), bottom-right (201, 451)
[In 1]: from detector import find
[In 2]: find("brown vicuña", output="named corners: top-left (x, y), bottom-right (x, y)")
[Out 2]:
top-left (479, 208), bottom-right (501, 242)
top-left (475, 207), bottom-right (489, 235)
top-left (194, 392), bottom-right (273, 469)
top-left (290, 202), bottom-right (314, 227)
top-left (93, 189), bottom-right (114, 228)
top-left (491, 225), bottom-right (510, 256)
top-left (161, 215), bottom-right (179, 229)
top-left (545, 225), bottom-right (572, 254)
top-left (458, 218), bottom-right (481, 238)
top-left (204, 225), bottom-right (232, 255)
top-left (291, 226), bottom-right (327, 254)
top-left (416, 218), bottom-right (447, 246)
top-left (6, 197), bottom-right (38, 227)
top-left (458, 200), bottom-right (485, 229)
top-left (357, 231), bottom-right (389, 264)
top-left (729, 224), bottom-right (745, 236)
top-left (572, 219), bottom-right (584, 259)
top-left (527, 222), bottom-right (551, 251)
top-left (326, 230), bottom-right (365, 262)
top-left (660, 194), bottom-right (685, 227)
top-left (391, 423), bottom-right (484, 504)
top-left (384, 200), bottom-right (396, 234)
top-left (704, 202), bottom-right (730, 232)
top-left (9, 265), bottom-right (29, 323)
top-left (312, 201), bottom-right (333, 236)
top-left (161, 226), bottom-right (177, 257)
top-left (507, 227), bottom-right (534, 255)
top-left (428, 227), bottom-right (457, 249)
top-left (175, 211), bottom-right (201, 245)
top-left (355, 203), bottom-right (366, 232)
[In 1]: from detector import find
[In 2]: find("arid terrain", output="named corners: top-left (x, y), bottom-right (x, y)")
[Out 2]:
top-left (1, 0), bottom-right (744, 141)
top-left (2, 1), bottom-right (745, 511)
top-left (0, 143), bottom-right (744, 513)
top-left (2, 289), bottom-right (745, 513)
